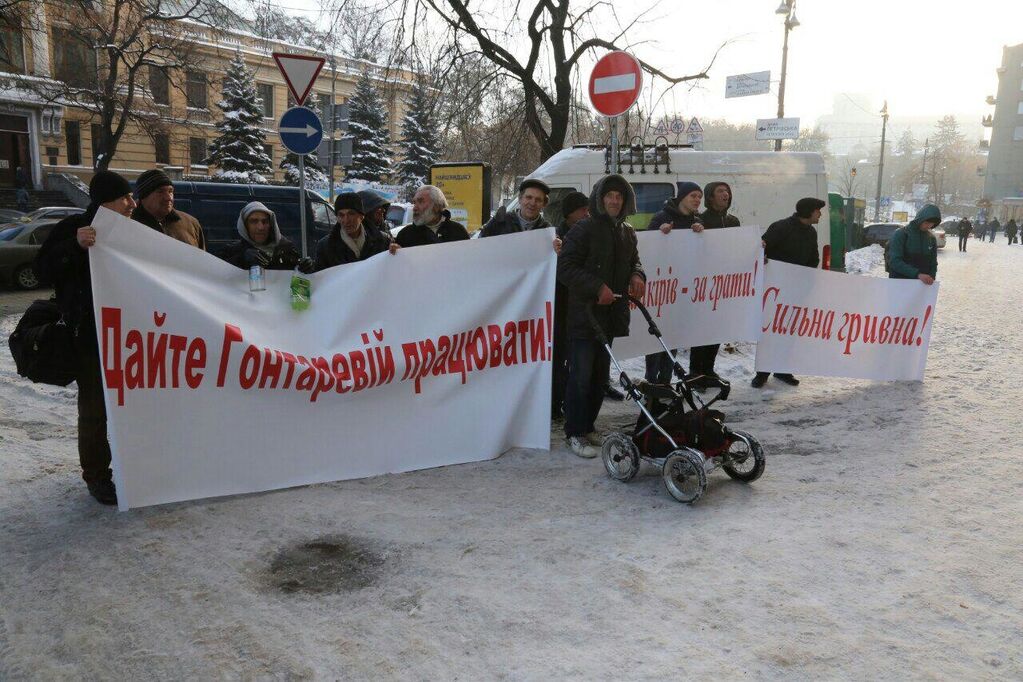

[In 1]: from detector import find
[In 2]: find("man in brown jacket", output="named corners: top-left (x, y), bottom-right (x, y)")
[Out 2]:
top-left (131, 169), bottom-right (206, 250)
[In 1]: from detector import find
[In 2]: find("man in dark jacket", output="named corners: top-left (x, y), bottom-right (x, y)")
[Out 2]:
top-left (357, 189), bottom-right (392, 235)
top-left (35, 171), bottom-right (138, 505)
top-left (223, 201), bottom-right (313, 272)
top-left (988, 217), bottom-right (999, 242)
top-left (480, 178), bottom-right (552, 237)
top-left (752, 197), bottom-right (824, 389)
top-left (957, 217), bottom-right (972, 252)
top-left (887, 203), bottom-right (939, 283)
top-left (131, 169), bottom-right (206, 250)
top-left (551, 191), bottom-right (590, 418)
top-left (394, 185), bottom-right (470, 248)
top-left (558, 174), bottom-right (646, 458)
top-left (315, 192), bottom-right (392, 270)
top-left (1006, 219), bottom-right (1018, 245)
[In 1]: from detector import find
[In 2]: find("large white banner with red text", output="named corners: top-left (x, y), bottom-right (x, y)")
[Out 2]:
top-left (755, 261), bottom-right (939, 380)
top-left (613, 226), bottom-right (765, 359)
top-left (89, 209), bottom-right (555, 510)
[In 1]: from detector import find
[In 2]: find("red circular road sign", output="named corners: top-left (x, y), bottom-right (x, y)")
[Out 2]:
top-left (588, 51), bottom-right (643, 118)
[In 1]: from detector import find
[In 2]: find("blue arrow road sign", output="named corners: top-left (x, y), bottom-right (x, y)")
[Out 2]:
top-left (278, 106), bottom-right (323, 155)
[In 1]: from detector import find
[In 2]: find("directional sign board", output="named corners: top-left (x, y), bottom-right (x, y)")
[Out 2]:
top-left (588, 51), bottom-right (643, 118)
top-left (278, 106), bottom-right (323, 155)
top-left (726, 71), bottom-right (771, 98)
top-left (755, 117), bottom-right (800, 141)
top-left (272, 53), bottom-right (325, 106)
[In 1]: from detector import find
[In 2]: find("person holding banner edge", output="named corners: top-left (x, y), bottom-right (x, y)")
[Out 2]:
top-left (224, 202), bottom-right (314, 272)
top-left (752, 197), bottom-right (824, 389)
top-left (886, 203), bottom-right (940, 285)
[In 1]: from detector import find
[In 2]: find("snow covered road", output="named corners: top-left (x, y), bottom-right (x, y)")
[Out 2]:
top-left (1, 239), bottom-right (1021, 679)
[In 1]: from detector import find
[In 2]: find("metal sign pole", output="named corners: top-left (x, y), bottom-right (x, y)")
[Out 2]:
top-left (610, 115), bottom-right (619, 173)
top-left (298, 154), bottom-right (308, 258)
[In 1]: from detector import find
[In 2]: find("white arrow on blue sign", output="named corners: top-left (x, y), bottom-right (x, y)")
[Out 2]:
top-left (278, 106), bottom-right (323, 155)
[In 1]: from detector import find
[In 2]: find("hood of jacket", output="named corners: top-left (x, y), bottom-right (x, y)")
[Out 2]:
top-left (909, 203), bottom-right (942, 230)
top-left (588, 174), bottom-right (636, 221)
top-left (703, 181), bottom-right (733, 211)
top-left (236, 201), bottom-right (283, 248)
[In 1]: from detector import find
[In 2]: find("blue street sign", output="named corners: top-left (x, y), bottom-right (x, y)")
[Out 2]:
top-left (278, 106), bottom-right (323, 155)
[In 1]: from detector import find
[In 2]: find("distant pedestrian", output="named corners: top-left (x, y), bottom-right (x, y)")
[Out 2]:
top-left (957, 217), bottom-right (972, 252)
top-left (14, 166), bottom-right (30, 212)
top-left (988, 217), bottom-right (999, 242)
top-left (1007, 219), bottom-right (1018, 245)
top-left (887, 204), bottom-right (940, 286)
top-left (393, 185), bottom-right (469, 249)
top-left (751, 197), bottom-right (824, 389)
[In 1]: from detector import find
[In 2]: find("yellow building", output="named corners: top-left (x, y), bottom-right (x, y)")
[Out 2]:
top-left (0, 1), bottom-right (414, 190)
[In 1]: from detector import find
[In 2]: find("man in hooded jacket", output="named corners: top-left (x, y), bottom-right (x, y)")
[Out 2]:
top-left (358, 190), bottom-right (392, 235)
top-left (887, 203), bottom-right (940, 283)
top-left (558, 174), bottom-right (646, 458)
top-left (315, 192), bottom-right (392, 270)
top-left (223, 201), bottom-right (313, 272)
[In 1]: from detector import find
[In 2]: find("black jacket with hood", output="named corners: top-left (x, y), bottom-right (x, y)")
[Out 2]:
top-left (222, 201), bottom-right (302, 270)
top-left (647, 198), bottom-right (703, 232)
top-left (479, 205), bottom-right (552, 238)
top-left (35, 206), bottom-right (100, 347)
top-left (699, 181), bottom-right (741, 229)
top-left (314, 219), bottom-right (392, 271)
top-left (558, 174), bottom-right (645, 340)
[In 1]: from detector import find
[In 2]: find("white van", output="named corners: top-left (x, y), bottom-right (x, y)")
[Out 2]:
top-left (519, 146), bottom-right (832, 267)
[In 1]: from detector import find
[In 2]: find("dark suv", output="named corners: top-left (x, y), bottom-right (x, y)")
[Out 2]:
top-left (863, 223), bottom-right (902, 249)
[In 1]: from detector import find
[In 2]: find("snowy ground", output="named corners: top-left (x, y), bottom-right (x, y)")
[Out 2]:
top-left (2, 240), bottom-right (1021, 679)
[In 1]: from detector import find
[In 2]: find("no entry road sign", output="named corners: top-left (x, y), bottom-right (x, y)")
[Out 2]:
top-left (588, 51), bottom-right (643, 118)
top-left (278, 106), bottom-right (323, 155)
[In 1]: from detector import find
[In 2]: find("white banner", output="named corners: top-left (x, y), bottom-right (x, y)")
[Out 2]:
top-left (754, 261), bottom-right (939, 380)
top-left (89, 209), bottom-right (555, 510)
top-left (613, 226), bottom-right (765, 359)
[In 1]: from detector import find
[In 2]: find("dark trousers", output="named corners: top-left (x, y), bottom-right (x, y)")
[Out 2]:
top-left (644, 351), bottom-right (676, 384)
top-left (76, 344), bottom-right (112, 484)
top-left (689, 344), bottom-right (721, 377)
top-left (564, 338), bottom-right (611, 438)
top-left (958, 234), bottom-right (968, 251)
top-left (551, 336), bottom-right (568, 418)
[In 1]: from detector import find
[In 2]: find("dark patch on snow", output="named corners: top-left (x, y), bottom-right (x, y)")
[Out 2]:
top-left (265, 535), bottom-right (385, 594)
top-left (776, 417), bottom-right (830, 428)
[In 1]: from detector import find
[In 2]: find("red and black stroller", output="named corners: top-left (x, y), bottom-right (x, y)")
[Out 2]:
top-left (586, 297), bottom-right (765, 504)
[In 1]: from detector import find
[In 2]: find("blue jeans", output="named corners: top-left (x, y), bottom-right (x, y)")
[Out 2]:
top-left (564, 338), bottom-right (611, 438)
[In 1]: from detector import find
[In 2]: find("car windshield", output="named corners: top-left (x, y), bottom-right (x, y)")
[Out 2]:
top-left (0, 225), bottom-right (25, 241)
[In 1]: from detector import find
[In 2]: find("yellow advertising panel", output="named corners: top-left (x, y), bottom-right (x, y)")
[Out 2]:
top-left (430, 163), bottom-right (492, 233)
top-left (892, 211), bottom-right (908, 222)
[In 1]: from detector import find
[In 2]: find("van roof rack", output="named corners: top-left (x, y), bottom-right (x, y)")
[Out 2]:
top-left (572, 139), bottom-right (692, 175)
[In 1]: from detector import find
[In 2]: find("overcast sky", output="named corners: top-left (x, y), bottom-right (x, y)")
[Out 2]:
top-left (267, 0), bottom-right (1021, 128)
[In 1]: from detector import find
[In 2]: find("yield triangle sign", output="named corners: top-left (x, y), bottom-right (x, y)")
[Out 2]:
top-left (272, 52), bottom-right (325, 106)
top-left (686, 117), bottom-right (704, 134)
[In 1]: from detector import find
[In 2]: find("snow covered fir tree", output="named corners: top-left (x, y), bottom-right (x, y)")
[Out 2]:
top-left (346, 72), bottom-right (392, 183)
top-left (280, 98), bottom-right (329, 188)
top-left (395, 81), bottom-right (439, 195)
top-left (205, 53), bottom-right (273, 184)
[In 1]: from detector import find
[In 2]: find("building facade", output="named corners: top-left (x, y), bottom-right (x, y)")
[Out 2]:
top-left (0, 1), bottom-right (414, 190)
top-left (983, 43), bottom-right (1023, 220)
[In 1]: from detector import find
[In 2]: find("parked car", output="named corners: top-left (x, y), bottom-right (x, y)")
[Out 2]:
top-left (3, 206), bottom-right (83, 226)
top-left (933, 227), bottom-right (946, 249)
top-left (386, 202), bottom-right (412, 231)
top-left (0, 220), bottom-right (60, 289)
top-left (863, 222), bottom-right (903, 249)
top-left (0, 209), bottom-right (25, 223)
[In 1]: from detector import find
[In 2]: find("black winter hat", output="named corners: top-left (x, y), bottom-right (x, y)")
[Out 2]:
top-left (561, 191), bottom-right (588, 219)
top-left (135, 169), bottom-right (173, 200)
top-left (796, 197), bottom-right (827, 218)
top-left (676, 181), bottom-right (702, 203)
top-left (357, 190), bottom-right (389, 214)
top-left (519, 178), bottom-right (550, 195)
top-left (335, 192), bottom-right (364, 214)
top-left (89, 170), bottom-right (132, 205)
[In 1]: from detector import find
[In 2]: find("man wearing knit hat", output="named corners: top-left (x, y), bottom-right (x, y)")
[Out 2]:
top-left (314, 192), bottom-right (392, 270)
top-left (751, 196), bottom-right (825, 388)
top-left (36, 171), bottom-right (138, 505)
top-left (131, 169), bottom-right (206, 250)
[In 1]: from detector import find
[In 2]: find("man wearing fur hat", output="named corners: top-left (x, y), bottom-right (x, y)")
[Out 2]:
top-left (315, 192), bottom-right (393, 270)
top-left (131, 169), bottom-right (206, 250)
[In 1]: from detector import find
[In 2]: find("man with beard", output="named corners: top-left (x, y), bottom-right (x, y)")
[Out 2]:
top-left (393, 185), bottom-right (469, 248)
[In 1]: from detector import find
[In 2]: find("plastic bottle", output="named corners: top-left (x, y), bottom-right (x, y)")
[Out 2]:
top-left (249, 265), bottom-right (265, 292)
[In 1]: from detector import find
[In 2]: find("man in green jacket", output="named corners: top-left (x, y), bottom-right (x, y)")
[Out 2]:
top-left (887, 204), bottom-right (940, 284)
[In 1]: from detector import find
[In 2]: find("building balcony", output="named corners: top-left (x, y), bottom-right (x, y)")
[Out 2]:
top-left (982, 115), bottom-right (993, 127)
top-left (986, 95), bottom-right (997, 105)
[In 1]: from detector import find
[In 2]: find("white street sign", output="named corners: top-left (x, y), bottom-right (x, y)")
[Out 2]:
top-left (755, 117), bottom-right (800, 141)
top-left (726, 71), bottom-right (771, 98)
top-left (272, 52), bottom-right (326, 106)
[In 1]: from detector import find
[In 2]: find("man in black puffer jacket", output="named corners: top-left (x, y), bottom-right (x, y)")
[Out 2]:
top-left (558, 174), bottom-right (646, 458)
top-left (314, 192), bottom-right (392, 270)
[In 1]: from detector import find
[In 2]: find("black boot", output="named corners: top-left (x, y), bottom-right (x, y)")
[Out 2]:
top-left (751, 372), bottom-right (769, 388)
top-left (774, 373), bottom-right (800, 386)
top-left (87, 479), bottom-right (117, 506)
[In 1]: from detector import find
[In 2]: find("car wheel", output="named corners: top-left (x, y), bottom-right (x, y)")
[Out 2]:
top-left (13, 263), bottom-right (40, 290)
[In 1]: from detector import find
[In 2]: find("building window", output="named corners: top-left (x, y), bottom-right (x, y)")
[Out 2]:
top-left (90, 123), bottom-right (104, 165)
top-left (189, 136), bottom-right (207, 166)
top-left (149, 66), bottom-right (170, 106)
top-left (1014, 126), bottom-right (1023, 142)
top-left (186, 70), bottom-right (207, 109)
top-left (262, 144), bottom-right (273, 165)
top-left (154, 134), bottom-right (170, 164)
top-left (52, 28), bottom-right (97, 87)
top-left (66, 121), bottom-right (82, 166)
top-left (258, 83), bottom-right (274, 118)
top-left (46, 146), bottom-right (59, 166)
top-left (0, 22), bottom-right (26, 75)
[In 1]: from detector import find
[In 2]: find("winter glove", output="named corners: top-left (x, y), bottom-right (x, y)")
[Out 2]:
top-left (296, 257), bottom-right (315, 274)
top-left (243, 248), bottom-right (271, 268)
top-left (274, 243), bottom-right (301, 270)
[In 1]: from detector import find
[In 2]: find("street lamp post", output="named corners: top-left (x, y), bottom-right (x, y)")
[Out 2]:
top-left (774, 0), bottom-right (800, 152)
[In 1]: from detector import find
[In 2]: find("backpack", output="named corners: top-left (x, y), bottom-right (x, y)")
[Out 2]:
top-left (8, 299), bottom-right (78, 387)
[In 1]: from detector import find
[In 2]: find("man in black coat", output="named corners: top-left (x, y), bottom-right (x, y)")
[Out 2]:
top-left (480, 178), bottom-right (552, 237)
top-left (394, 185), bottom-right (469, 248)
top-left (314, 192), bottom-right (392, 270)
top-left (752, 197), bottom-right (824, 389)
top-left (957, 217), bottom-right (972, 252)
top-left (35, 171), bottom-right (139, 505)
top-left (558, 174), bottom-right (646, 458)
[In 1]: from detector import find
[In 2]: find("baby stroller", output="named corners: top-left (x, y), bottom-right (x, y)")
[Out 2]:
top-left (586, 297), bottom-right (765, 504)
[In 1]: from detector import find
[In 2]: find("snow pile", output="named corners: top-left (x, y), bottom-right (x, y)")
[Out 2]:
top-left (844, 243), bottom-right (886, 276)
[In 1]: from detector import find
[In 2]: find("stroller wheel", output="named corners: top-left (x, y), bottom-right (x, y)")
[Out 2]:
top-left (601, 433), bottom-right (640, 482)
top-left (662, 449), bottom-right (707, 504)
top-left (721, 430), bottom-right (766, 483)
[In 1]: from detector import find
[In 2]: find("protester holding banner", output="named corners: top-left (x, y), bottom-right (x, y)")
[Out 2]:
top-left (887, 204), bottom-right (940, 284)
top-left (131, 169), bottom-right (206, 251)
top-left (224, 202), bottom-right (313, 272)
top-left (35, 171), bottom-right (138, 506)
top-left (394, 185), bottom-right (470, 248)
top-left (752, 197), bottom-right (824, 388)
top-left (315, 192), bottom-right (392, 270)
top-left (643, 182), bottom-right (704, 385)
top-left (479, 179), bottom-right (552, 237)
top-left (558, 175), bottom-right (646, 458)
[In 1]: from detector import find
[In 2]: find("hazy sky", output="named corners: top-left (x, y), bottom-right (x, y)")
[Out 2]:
top-left (265, 0), bottom-right (1021, 128)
